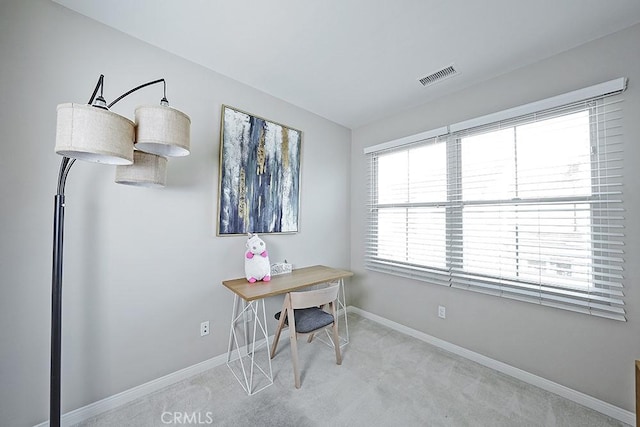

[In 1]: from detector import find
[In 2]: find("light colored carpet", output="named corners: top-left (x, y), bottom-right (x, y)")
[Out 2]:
top-left (76, 313), bottom-right (628, 427)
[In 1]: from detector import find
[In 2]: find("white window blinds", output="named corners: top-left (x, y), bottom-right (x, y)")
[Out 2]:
top-left (365, 79), bottom-right (626, 320)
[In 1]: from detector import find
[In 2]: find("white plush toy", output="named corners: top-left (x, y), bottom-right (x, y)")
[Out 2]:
top-left (244, 233), bottom-right (271, 283)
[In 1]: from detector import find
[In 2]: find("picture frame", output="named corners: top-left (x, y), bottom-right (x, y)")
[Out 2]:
top-left (217, 105), bottom-right (302, 236)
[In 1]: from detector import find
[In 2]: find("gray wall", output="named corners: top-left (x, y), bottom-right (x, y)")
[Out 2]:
top-left (0, 1), bottom-right (351, 425)
top-left (350, 24), bottom-right (640, 412)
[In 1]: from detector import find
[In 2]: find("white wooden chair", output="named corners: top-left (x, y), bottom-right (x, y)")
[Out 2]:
top-left (270, 283), bottom-right (342, 388)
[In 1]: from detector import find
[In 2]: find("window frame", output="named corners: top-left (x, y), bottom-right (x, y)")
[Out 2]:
top-left (364, 80), bottom-right (626, 321)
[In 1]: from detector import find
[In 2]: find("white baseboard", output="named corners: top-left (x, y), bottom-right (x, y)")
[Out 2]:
top-left (36, 306), bottom-right (635, 426)
top-left (34, 352), bottom-right (229, 427)
top-left (347, 306), bottom-right (635, 426)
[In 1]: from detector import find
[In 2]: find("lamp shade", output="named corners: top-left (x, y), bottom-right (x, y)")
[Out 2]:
top-left (55, 103), bottom-right (134, 165)
top-left (134, 105), bottom-right (191, 157)
top-left (115, 150), bottom-right (167, 187)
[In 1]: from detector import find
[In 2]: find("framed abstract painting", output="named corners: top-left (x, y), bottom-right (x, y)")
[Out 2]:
top-left (217, 105), bottom-right (302, 235)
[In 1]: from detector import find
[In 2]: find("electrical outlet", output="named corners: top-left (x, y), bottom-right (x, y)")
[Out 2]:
top-left (438, 306), bottom-right (446, 319)
top-left (244, 309), bottom-right (253, 323)
top-left (200, 321), bottom-right (210, 336)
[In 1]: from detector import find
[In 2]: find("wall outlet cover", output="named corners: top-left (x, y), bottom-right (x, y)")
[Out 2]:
top-left (200, 321), bottom-right (210, 336)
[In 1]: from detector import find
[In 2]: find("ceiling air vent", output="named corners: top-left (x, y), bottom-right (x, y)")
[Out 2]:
top-left (419, 65), bottom-right (458, 87)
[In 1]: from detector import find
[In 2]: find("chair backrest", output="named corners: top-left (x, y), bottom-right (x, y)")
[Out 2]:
top-left (289, 283), bottom-right (340, 309)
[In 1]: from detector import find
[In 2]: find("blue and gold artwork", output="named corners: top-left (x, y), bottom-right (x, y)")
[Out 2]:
top-left (218, 106), bottom-right (301, 235)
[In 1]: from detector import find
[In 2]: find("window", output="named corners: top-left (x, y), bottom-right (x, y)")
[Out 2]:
top-left (365, 79), bottom-right (626, 320)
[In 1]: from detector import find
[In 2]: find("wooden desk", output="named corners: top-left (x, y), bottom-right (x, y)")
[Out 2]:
top-left (223, 265), bottom-right (353, 301)
top-left (222, 265), bottom-right (353, 395)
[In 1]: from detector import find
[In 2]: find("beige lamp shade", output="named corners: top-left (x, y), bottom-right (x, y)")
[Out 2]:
top-left (115, 151), bottom-right (167, 187)
top-left (55, 103), bottom-right (135, 165)
top-left (134, 105), bottom-right (191, 157)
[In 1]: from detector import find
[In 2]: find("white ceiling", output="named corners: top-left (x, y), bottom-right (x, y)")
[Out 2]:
top-left (52, 0), bottom-right (640, 129)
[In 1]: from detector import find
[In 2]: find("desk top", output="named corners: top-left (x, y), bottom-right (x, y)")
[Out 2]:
top-left (222, 265), bottom-right (353, 302)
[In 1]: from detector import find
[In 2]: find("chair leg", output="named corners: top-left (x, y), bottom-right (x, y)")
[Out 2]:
top-left (289, 329), bottom-right (301, 388)
top-left (270, 308), bottom-right (287, 359)
top-left (284, 306), bottom-right (302, 388)
top-left (270, 324), bottom-right (282, 359)
top-left (307, 332), bottom-right (315, 343)
top-left (331, 321), bottom-right (342, 365)
top-left (330, 302), bottom-right (342, 365)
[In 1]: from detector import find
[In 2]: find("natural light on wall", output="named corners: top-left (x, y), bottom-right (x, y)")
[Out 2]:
top-left (365, 78), bottom-right (627, 321)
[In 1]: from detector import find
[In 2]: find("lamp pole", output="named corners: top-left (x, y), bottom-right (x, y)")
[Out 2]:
top-left (50, 157), bottom-right (74, 427)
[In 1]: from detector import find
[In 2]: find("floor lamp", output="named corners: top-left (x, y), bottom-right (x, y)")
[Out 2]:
top-left (50, 74), bottom-right (191, 426)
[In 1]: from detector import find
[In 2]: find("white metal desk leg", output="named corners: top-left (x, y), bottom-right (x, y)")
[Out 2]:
top-left (242, 299), bottom-right (250, 356)
top-left (338, 277), bottom-right (349, 346)
top-left (226, 296), bottom-right (273, 395)
top-left (226, 294), bottom-right (239, 363)
top-left (320, 278), bottom-right (349, 349)
top-left (248, 298), bottom-right (273, 392)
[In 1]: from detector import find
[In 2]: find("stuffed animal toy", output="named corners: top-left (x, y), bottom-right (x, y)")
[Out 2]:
top-left (244, 233), bottom-right (271, 283)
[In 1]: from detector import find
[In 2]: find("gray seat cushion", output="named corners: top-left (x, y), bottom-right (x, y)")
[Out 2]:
top-left (275, 308), bottom-right (335, 334)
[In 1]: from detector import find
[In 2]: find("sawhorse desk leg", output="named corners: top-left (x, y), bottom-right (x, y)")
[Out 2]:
top-left (318, 277), bottom-right (349, 348)
top-left (226, 295), bottom-right (273, 395)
